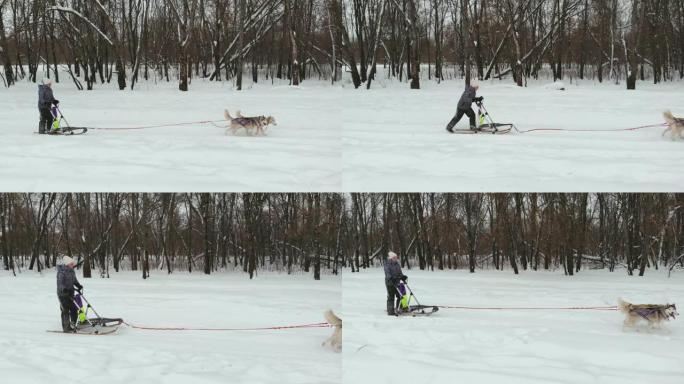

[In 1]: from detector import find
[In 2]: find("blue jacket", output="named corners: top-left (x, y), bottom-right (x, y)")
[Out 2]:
top-left (56, 264), bottom-right (82, 297)
top-left (38, 85), bottom-right (57, 109)
top-left (457, 84), bottom-right (477, 110)
top-left (384, 259), bottom-right (405, 285)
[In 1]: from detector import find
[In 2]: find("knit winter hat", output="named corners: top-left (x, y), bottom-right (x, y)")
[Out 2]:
top-left (42, 78), bottom-right (52, 85)
top-left (62, 256), bottom-right (76, 266)
top-left (388, 251), bottom-right (398, 260)
top-left (470, 78), bottom-right (479, 88)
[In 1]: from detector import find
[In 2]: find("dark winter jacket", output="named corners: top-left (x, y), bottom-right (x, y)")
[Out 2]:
top-left (56, 264), bottom-right (82, 297)
top-left (384, 259), bottom-right (406, 285)
top-left (457, 84), bottom-right (477, 110)
top-left (38, 85), bottom-right (57, 109)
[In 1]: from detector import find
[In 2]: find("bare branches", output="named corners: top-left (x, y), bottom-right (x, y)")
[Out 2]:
top-left (1, 193), bottom-right (345, 279)
top-left (2, 0), bottom-right (681, 89)
top-left (48, 6), bottom-right (115, 46)
top-left (345, 193), bottom-right (683, 276)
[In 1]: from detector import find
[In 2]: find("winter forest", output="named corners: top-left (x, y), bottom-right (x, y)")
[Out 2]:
top-left (347, 193), bottom-right (684, 276)
top-left (2, 193), bottom-right (683, 279)
top-left (1, 0), bottom-right (682, 90)
top-left (0, 193), bottom-right (346, 279)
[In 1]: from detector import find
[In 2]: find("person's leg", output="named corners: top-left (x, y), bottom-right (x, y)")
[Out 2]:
top-left (58, 295), bottom-right (74, 332)
top-left (39, 109), bottom-right (47, 134)
top-left (68, 297), bottom-right (78, 325)
top-left (39, 108), bottom-right (53, 134)
top-left (465, 108), bottom-right (476, 129)
top-left (386, 283), bottom-right (396, 315)
top-left (446, 109), bottom-right (466, 132)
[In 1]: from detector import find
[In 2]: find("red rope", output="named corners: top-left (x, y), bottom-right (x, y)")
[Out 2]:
top-left (122, 320), bottom-right (332, 332)
top-left (85, 119), bottom-right (227, 131)
top-left (517, 123), bottom-right (667, 134)
top-left (438, 305), bottom-right (618, 311)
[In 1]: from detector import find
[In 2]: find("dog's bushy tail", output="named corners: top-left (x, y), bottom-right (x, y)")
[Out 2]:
top-left (663, 110), bottom-right (674, 123)
top-left (618, 298), bottom-right (630, 313)
top-left (324, 309), bottom-right (342, 327)
top-left (224, 109), bottom-right (233, 121)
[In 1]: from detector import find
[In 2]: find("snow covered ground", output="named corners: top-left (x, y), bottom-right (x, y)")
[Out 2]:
top-left (3, 76), bottom-right (682, 192)
top-left (343, 268), bottom-right (684, 384)
top-left (0, 79), bottom-right (341, 191)
top-left (0, 270), bottom-right (341, 384)
top-left (343, 79), bottom-right (684, 191)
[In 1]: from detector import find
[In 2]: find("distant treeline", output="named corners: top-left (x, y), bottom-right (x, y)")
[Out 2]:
top-left (0, 193), bottom-right (346, 279)
top-left (1, 1), bottom-right (681, 90)
top-left (2, 193), bottom-right (682, 279)
top-left (346, 193), bottom-right (684, 276)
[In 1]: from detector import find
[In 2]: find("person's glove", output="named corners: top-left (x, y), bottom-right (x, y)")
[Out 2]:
top-left (474, 96), bottom-right (483, 102)
top-left (76, 286), bottom-right (83, 294)
top-left (54, 100), bottom-right (59, 106)
top-left (401, 275), bottom-right (408, 282)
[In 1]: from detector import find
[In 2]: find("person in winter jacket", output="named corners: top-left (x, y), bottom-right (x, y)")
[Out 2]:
top-left (384, 251), bottom-right (407, 316)
top-left (56, 256), bottom-right (82, 332)
top-left (446, 79), bottom-right (483, 132)
top-left (38, 78), bottom-right (59, 134)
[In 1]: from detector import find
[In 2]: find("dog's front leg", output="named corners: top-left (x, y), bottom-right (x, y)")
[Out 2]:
top-left (622, 318), bottom-right (635, 332)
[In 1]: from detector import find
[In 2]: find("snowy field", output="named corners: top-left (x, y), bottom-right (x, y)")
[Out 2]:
top-left (0, 270), bottom-right (341, 384)
top-left (343, 79), bottom-right (684, 191)
top-left (343, 268), bottom-right (684, 384)
top-left (2, 75), bottom-right (682, 192)
top-left (0, 79), bottom-right (341, 191)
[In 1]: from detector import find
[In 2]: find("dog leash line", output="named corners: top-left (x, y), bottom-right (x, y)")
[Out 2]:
top-left (437, 305), bottom-right (619, 311)
top-left (516, 123), bottom-right (667, 134)
top-left (83, 119), bottom-right (228, 131)
top-left (121, 321), bottom-right (332, 332)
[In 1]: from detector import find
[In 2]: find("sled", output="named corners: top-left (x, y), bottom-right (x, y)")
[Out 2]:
top-left (394, 282), bottom-right (439, 317)
top-left (450, 124), bottom-right (512, 135)
top-left (36, 127), bottom-right (88, 136)
top-left (47, 324), bottom-right (120, 335)
top-left (450, 101), bottom-right (515, 135)
top-left (396, 304), bottom-right (440, 317)
top-left (50, 293), bottom-right (123, 335)
top-left (38, 107), bottom-right (88, 135)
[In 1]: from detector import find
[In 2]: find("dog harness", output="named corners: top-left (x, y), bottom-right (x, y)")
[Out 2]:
top-left (233, 116), bottom-right (265, 126)
top-left (233, 117), bottom-right (252, 126)
top-left (632, 304), bottom-right (677, 320)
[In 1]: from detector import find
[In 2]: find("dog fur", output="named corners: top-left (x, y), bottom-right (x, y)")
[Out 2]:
top-left (618, 298), bottom-right (678, 330)
top-left (322, 310), bottom-right (342, 352)
top-left (224, 109), bottom-right (277, 136)
top-left (662, 110), bottom-right (684, 140)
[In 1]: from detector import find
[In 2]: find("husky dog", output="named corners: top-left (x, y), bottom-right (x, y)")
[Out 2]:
top-left (618, 299), bottom-right (678, 329)
top-left (662, 110), bottom-right (684, 140)
top-left (322, 310), bottom-right (342, 352)
top-left (224, 109), bottom-right (277, 136)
